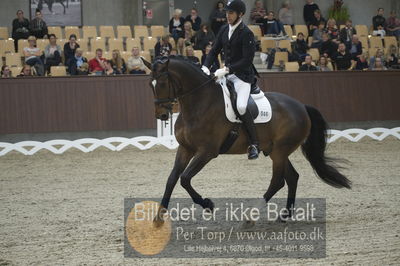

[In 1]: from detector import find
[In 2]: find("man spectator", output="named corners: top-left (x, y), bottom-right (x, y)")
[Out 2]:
top-left (88, 48), bottom-right (107, 75)
top-left (373, 8), bottom-right (386, 30)
top-left (127, 47), bottom-right (146, 74)
top-left (262, 11), bottom-right (285, 36)
top-left (69, 49), bottom-right (88, 75)
top-left (386, 10), bottom-right (400, 40)
top-left (349, 35), bottom-right (362, 60)
top-left (309, 9), bottom-right (325, 35)
top-left (185, 8), bottom-right (202, 31)
top-left (311, 21), bottom-right (326, 48)
top-left (155, 35), bottom-right (173, 58)
top-left (299, 55), bottom-right (317, 71)
top-left (210, 1), bottom-right (226, 35)
top-left (340, 19), bottom-right (357, 49)
top-left (303, 0), bottom-right (319, 27)
top-left (250, 0), bottom-right (267, 24)
top-left (320, 32), bottom-right (337, 59)
top-left (201, 44), bottom-right (220, 72)
top-left (278, 1), bottom-right (293, 26)
top-left (194, 24), bottom-right (215, 51)
top-left (30, 9), bottom-right (48, 39)
top-left (332, 42), bottom-right (355, 70)
top-left (12, 10), bottom-right (30, 52)
top-left (372, 25), bottom-right (386, 38)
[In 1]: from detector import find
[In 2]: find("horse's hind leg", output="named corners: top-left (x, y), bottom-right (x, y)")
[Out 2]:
top-left (263, 155), bottom-right (286, 203)
top-left (284, 159), bottom-right (299, 218)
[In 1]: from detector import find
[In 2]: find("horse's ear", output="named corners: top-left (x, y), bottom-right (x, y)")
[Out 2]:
top-left (141, 57), bottom-right (152, 71)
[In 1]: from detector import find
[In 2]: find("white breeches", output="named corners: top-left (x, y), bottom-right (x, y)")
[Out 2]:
top-left (227, 74), bottom-right (250, 115)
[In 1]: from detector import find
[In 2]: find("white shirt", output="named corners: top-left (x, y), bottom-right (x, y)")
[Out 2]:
top-left (228, 19), bottom-right (242, 40)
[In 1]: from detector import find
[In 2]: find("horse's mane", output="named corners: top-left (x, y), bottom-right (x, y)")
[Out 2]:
top-left (154, 55), bottom-right (210, 79)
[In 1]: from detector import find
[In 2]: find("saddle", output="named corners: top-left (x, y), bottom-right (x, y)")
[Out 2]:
top-left (226, 78), bottom-right (261, 120)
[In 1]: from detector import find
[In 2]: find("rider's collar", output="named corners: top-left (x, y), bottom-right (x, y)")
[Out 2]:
top-left (229, 19), bottom-right (242, 34)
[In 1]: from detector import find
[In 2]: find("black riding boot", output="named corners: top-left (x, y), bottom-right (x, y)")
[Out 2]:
top-left (240, 110), bottom-right (259, 160)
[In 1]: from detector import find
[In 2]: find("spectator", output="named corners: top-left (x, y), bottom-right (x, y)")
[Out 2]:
top-left (194, 24), bottom-right (215, 51)
top-left (320, 32), bottom-right (337, 59)
top-left (169, 9), bottom-right (185, 42)
top-left (185, 8), bottom-right (202, 32)
top-left (372, 8), bottom-right (386, 30)
top-left (104, 60), bottom-right (116, 75)
top-left (44, 34), bottom-right (62, 75)
top-left (311, 21), bottom-right (326, 48)
top-left (30, 9), bottom-right (48, 39)
top-left (369, 48), bottom-right (386, 69)
top-left (170, 49), bottom-right (178, 56)
top-left (372, 57), bottom-right (387, 70)
top-left (69, 49), bottom-right (88, 76)
top-left (12, 10), bottom-right (30, 52)
top-left (299, 55), bottom-right (317, 71)
top-left (355, 53), bottom-right (369, 70)
top-left (325, 18), bottom-right (340, 43)
top-left (332, 42), bottom-right (355, 70)
top-left (64, 34), bottom-right (80, 73)
top-left (278, 1), bottom-right (293, 26)
top-left (263, 11), bottom-right (285, 36)
top-left (294, 32), bottom-right (309, 62)
top-left (177, 21), bottom-right (195, 55)
top-left (386, 44), bottom-right (400, 69)
top-left (316, 56), bottom-right (331, 71)
top-left (309, 9), bottom-right (325, 35)
top-left (155, 35), bottom-right (173, 58)
top-left (386, 10), bottom-right (400, 40)
top-left (127, 47), bottom-right (146, 74)
top-left (372, 25), bottom-right (386, 38)
top-left (110, 50), bottom-right (126, 74)
top-left (250, 0), bottom-right (267, 24)
top-left (1, 65), bottom-right (12, 78)
top-left (23, 36), bottom-right (44, 76)
top-left (340, 19), bottom-right (357, 49)
top-left (17, 65), bottom-right (35, 77)
top-left (88, 48), bottom-right (106, 75)
top-left (210, 1), bottom-right (226, 35)
top-left (185, 46), bottom-right (200, 65)
top-left (349, 35), bottom-right (362, 60)
top-left (201, 44), bottom-right (220, 73)
top-left (303, 0), bottom-right (320, 27)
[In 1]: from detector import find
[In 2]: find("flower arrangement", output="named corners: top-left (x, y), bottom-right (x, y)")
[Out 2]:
top-left (328, 0), bottom-right (350, 25)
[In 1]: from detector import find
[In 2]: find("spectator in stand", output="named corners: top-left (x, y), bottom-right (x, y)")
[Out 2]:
top-left (326, 18), bottom-right (340, 43)
top-left (194, 24), bottom-right (215, 51)
top-left (303, 0), bottom-right (320, 28)
top-left (23, 36), bottom-right (44, 76)
top-left (155, 35), bottom-right (173, 58)
top-left (44, 34), bottom-right (62, 75)
top-left (169, 9), bottom-right (185, 42)
top-left (17, 65), bottom-right (35, 77)
top-left (88, 48), bottom-right (107, 75)
top-left (263, 11), bottom-right (285, 36)
top-left (201, 44), bottom-right (220, 73)
top-left (294, 32), bottom-right (309, 62)
top-left (64, 34), bottom-right (80, 74)
top-left (185, 8), bottom-right (202, 32)
top-left (320, 32), bottom-right (337, 59)
top-left (1, 65), bottom-right (12, 78)
top-left (185, 46), bottom-right (200, 65)
top-left (340, 19), bottom-right (356, 49)
top-left (316, 56), bottom-right (331, 71)
top-left (386, 44), bottom-right (400, 69)
top-left (12, 10), bottom-right (30, 52)
top-left (372, 25), bottom-right (386, 38)
top-left (69, 49), bottom-right (88, 76)
top-left (104, 60), bottom-right (116, 75)
top-left (309, 9), bottom-right (325, 35)
top-left (349, 35), bottom-right (362, 60)
top-left (355, 53), bottom-right (369, 70)
top-left (372, 57), bottom-right (387, 70)
top-left (312, 21), bottom-right (326, 48)
top-left (299, 55), bottom-right (317, 71)
top-left (170, 49), bottom-right (178, 56)
top-left (369, 48), bottom-right (386, 69)
top-left (127, 47), bottom-right (146, 74)
top-left (332, 42), bottom-right (355, 70)
top-left (250, 0), bottom-right (267, 24)
top-left (110, 50), bottom-right (126, 74)
top-left (30, 9), bottom-right (48, 39)
top-left (210, 1), bottom-right (226, 35)
top-left (387, 10), bottom-right (400, 40)
top-left (278, 1), bottom-right (293, 26)
top-left (372, 8), bottom-right (386, 30)
top-left (177, 21), bottom-right (196, 55)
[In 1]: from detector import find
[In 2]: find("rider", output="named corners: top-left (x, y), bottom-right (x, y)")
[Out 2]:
top-left (202, 0), bottom-right (259, 160)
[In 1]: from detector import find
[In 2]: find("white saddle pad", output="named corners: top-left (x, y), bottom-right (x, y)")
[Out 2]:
top-left (218, 77), bottom-right (272, 124)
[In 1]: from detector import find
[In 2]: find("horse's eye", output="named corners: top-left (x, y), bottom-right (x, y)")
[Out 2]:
top-left (151, 80), bottom-right (157, 88)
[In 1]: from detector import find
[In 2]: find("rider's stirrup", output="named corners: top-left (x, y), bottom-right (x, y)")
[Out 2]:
top-left (247, 144), bottom-right (259, 160)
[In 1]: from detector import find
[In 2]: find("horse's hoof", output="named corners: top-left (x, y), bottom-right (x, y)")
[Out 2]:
top-left (202, 198), bottom-right (214, 213)
top-left (241, 220), bottom-right (256, 230)
top-left (276, 216), bottom-right (288, 223)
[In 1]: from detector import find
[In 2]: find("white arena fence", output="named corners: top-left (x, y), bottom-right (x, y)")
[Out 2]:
top-left (0, 114), bottom-right (399, 156)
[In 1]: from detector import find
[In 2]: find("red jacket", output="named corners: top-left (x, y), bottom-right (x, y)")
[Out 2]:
top-left (89, 57), bottom-right (106, 72)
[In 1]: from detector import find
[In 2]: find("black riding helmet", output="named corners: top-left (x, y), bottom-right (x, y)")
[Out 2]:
top-left (225, 0), bottom-right (246, 15)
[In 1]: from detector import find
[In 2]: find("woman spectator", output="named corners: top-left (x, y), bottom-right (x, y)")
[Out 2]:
top-left (263, 11), bottom-right (285, 36)
top-left (294, 32), bottom-right (309, 62)
top-left (316, 56), bottom-right (331, 71)
top-left (1, 65), bottom-right (12, 78)
top-left (201, 44), bottom-right (220, 73)
top-left (110, 50), bottom-right (126, 74)
top-left (386, 45), bottom-right (400, 69)
top-left (194, 24), bottom-right (215, 51)
top-left (325, 18), bottom-right (340, 43)
top-left (127, 47), bottom-right (146, 74)
top-left (177, 21), bottom-right (195, 55)
top-left (311, 21), bottom-right (326, 48)
top-left (185, 46), bottom-right (200, 65)
top-left (23, 36), bottom-right (44, 76)
top-left (387, 10), bottom-right (400, 40)
top-left (210, 1), bottom-right (226, 35)
top-left (17, 65), bottom-right (35, 77)
top-left (69, 49), bottom-right (88, 75)
top-left (169, 9), bottom-right (185, 42)
top-left (309, 9), bottom-right (325, 35)
top-left (320, 32), bottom-right (337, 59)
top-left (355, 53), bottom-right (369, 70)
top-left (64, 34), bottom-right (80, 74)
top-left (185, 8), bottom-right (202, 32)
top-left (30, 9), bottom-right (48, 39)
top-left (250, 0), bottom-right (267, 24)
top-left (369, 48), bottom-right (386, 69)
top-left (372, 57), bottom-right (387, 70)
top-left (155, 35), bottom-right (173, 58)
top-left (278, 1), bottom-right (293, 26)
top-left (12, 10), bottom-right (30, 52)
top-left (104, 60), bottom-right (116, 75)
top-left (44, 34), bottom-right (62, 75)
top-left (372, 25), bottom-right (386, 39)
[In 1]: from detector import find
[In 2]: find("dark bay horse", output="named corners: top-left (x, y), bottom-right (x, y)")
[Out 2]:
top-left (142, 56), bottom-right (351, 224)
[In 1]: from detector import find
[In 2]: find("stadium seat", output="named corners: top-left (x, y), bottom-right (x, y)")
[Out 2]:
top-left (83, 51), bottom-right (95, 60)
top-left (248, 25), bottom-right (262, 40)
top-left (117, 26), bottom-right (132, 39)
top-left (359, 36), bottom-right (369, 49)
top-left (0, 27), bottom-right (9, 39)
top-left (278, 39), bottom-right (292, 52)
top-left (284, 25), bottom-right (293, 38)
top-left (18, 39), bottom-right (29, 52)
top-left (108, 38), bottom-right (123, 52)
top-left (369, 36), bottom-right (383, 49)
top-left (83, 26), bottom-right (98, 39)
top-left (308, 48), bottom-right (320, 61)
top-left (150, 25), bottom-right (165, 39)
top-left (65, 26), bottom-right (80, 39)
top-left (6, 53), bottom-right (22, 67)
top-left (10, 66), bottom-right (22, 77)
top-left (121, 51), bottom-right (131, 62)
top-left (368, 47), bottom-right (380, 58)
top-left (134, 25), bottom-right (149, 39)
top-left (36, 39), bottom-right (48, 52)
top-left (48, 26), bottom-right (63, 39)
top-left (193, 49), bottom-right (203, 62)
top-left (384, 36), bottom-right (398, 49)
top-left (339, 25), bottom-right (346, 30)
top-left (260, 38), bottom-right (276, 52)
top-left (50, 66), bottom-right (67, 76)
top-left (91, 38), bottom-right (106, 52)
top-left (100, 26), bottom-right (115, 39)
top-left (140, 50), bottom-right (151, 62)
top-left (355, 25), bottom-right (368, 37)
top-left (76, 38), bottom-right (88, 52)
top-left (143, 37), bottom-right (158, 52)
top-left (103, 51), bottom-right (112, 60)
top-left (285, 62), bottom-right (299, 72)
top-left (294, 25), bottom-right (308, 38)
top-left (273, 51), bottom-right (288, 66)
top-left (126, 38), bottom-right (141, 52)
top-left (0, 39), bottom-right (15, 55)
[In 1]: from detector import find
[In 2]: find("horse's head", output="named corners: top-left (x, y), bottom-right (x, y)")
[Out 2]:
top-left (142, 57), bottom-right (176, 121)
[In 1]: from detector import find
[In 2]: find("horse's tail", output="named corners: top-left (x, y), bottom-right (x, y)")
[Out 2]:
top-left (301, 105), bottom-right (351, 189)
